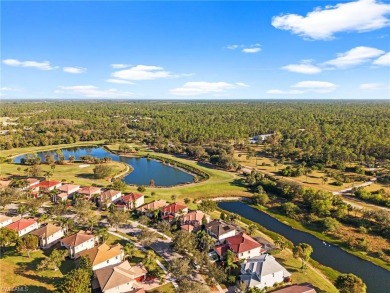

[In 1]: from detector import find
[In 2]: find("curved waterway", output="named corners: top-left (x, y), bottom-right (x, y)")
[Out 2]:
top-left (14, 147), bottom-right (194, 187)
top-left (218, 201), bottom-right (390, 293)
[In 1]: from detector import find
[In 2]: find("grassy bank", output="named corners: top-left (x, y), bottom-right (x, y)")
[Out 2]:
top-left (212, 208), bottom-right (338, 293)
top-left (252, 204), bottom-right (390, 271)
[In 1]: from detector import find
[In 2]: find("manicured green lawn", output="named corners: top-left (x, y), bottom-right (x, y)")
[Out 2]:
top-left (147, 282), bottom-right (176, 293)
top-left (0, 161), bottom-right (128, 187)
top-left (0, 247), bottom-right (75, 292)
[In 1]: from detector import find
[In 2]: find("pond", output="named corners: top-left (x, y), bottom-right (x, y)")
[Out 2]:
top-left (14, 147), bottom-right (195, 187)
top-left (218, 201), bottom-right (390, 293)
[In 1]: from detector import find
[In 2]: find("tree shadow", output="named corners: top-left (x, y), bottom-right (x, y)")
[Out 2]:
top-left (75, 173), bottom-right (96, 179)
top-left (229, 178), bottom-right (247, 188)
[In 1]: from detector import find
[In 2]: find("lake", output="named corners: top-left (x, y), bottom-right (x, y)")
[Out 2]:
top-left (218, 201), bottom-right (390, 293)
top-left (14, 147), bottom-right (195, 187)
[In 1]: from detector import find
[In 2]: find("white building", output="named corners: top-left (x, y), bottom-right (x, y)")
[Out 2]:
top-left (5, 218), bottom-right (39, 237)
top-left (0, 214), bottom-right (13, 228)
top-left (61, 230), bottom-right (97, 259)
top-left (30, 223), bottom-right (65, 248)
top-left (240, 254), bottom-right (291, 290)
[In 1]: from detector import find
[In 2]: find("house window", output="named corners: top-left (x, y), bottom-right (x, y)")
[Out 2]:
top-left (107, 260), bottom-right (109, 263)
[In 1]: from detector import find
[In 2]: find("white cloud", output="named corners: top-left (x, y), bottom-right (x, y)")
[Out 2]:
top-left (56, 85), bottom-right (133, 98)
top-left (106, 79), bottom-right (135, 85)
top-left (359, 83), bottom-right (385, 90)
top-left (111, 63), bottom-right (132, 69)
top-left (282, 62), bottom-right (322, 74)
top-left (2, 58), bottom-right (56, 70)
top-left (226, 44), bottom-right (262, 53)
top-left (170, 82), bottom-right (248, 96)
top-left (0, 87), bottom-right (21, 92)
top-left (242, 47), bottom-right (262, 53)
top-left (323, 46), bottom-right (384, 68)
top-left (227, 44), bottom-right (240, 50)
top-left (112, 65), bottom-right (175, 81)
top-left (268, 80), bottom-right (337, 95)
top-left (63, 67), bottom-right (87, 74)
top-left (272, 0), bottom-right (390, 40)
top-left (373, 52), bottom-right (390, 66)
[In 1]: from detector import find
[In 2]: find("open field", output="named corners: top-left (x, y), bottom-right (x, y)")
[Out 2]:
top-left (0, 247), bottom-right (75, 292)
top-left (0, 161), bottom-right (128, 187)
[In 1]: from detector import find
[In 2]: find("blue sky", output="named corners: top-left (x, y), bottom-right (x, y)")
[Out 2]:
top-left (1, 0), bottom-right (390, 99)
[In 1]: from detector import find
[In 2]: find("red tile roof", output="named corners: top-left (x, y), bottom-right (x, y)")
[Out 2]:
top-left (36, 180), bottom-right (61, 189)
top-left (6, 218), bottom-right (37, 232)
top-left (136, 200), bottom-right (167, 212)
top-left (121, 193), bottom-right (144, 203)
top-left (182, 210), bottom-right (206, 223)
top-left (58, 184), bottom-right (80, 193)
top-left (26, 178), bottom-right (40, 186)
top-left (225, 233), bottom-right (262, 254)
top-left (181, 224), bottom-right (195, 232)
top-left (162, 202), bottom-right (187, 214)
top-left (78, 186), bottom-right (101, 195)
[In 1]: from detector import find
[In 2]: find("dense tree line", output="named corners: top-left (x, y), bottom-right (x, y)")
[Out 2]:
top-left (1, 101), bottom-right (389, 165)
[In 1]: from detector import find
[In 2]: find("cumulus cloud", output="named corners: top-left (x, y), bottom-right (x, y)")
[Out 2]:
top-left (111, 63), bottom-right (132, 69)
top-left (170, 82), bottom-right (248, 96)
top-left (56, 85), bottom-right (133, 98)
top-left (373, 52), bottom-right (390, 66)
top-left (106, 79), bottom-right (135, 85)
top-left (268, 80), bottom-right (337, 95)
top-left (282, 62), bottom-right (322, 74)
top-left (272, 0), bottom-right (390, 40)
top-left (112, 65), bottom-right (175, 81)
top-left (2, 58), bottom-right (56, 70)
top-left (0, 87), bottom-right (21, 92)
top-left (63, 67), bottom-right (87, 74)
top-left (323, 46), bottom-right (384, 68)
top-left (359, 83), bottom-right (386, 90)
top-left (227, 44), bottom-right (240, 50)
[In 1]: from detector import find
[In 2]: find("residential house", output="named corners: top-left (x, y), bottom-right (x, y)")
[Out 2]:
top-left (24, 178), bottom-right (40, 190)
top-left (271, 283), bottom-right (316, 293)
top-left (0, 214), bottom-right (13, 228)
top-left (93, 261), bottom-right (147, 293)
top-left (136, 200), bottom-right (167, 218)
top-left (35, 180), bottom-right (62, 192)
top-left (116, 193), bottom-right (145, 211)
top-left (214, 232), bottom-right (264, 260)
top-left (0, 179), bottom-right (11, 188)
top-left (240, 254), bottom-right (291, 290)
top-left (78, 186), bottom-right (102, 200)
top-left (180, 210), bottom-right (209, 233)
top-left (61, 230), bottom-right (97, 259)
top-left (30, 223), bottom-right (65, 248)
top-left (205, 220), bottom-right (237, 242)
top-left (58, 184), bottom-right (80, 195)
top-left (55, 193), bottom-right (69, 203)
top-left (98, 190), bottom-right (122, 208)
top-left (5, 218), bottom-right (39, 237)
top-left (161, 202), bottom-right (188, 221)
top-left (79, 243), bottom-right (124, 271)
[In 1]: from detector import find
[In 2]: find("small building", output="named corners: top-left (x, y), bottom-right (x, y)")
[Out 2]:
top-left (180, 210), bottom-right (209, 233)
top-left (249, 133), bottom-right (274, 144)
top-left (35, 180), bottom-right (62, 192)
top-left (240, 254), bottom-right (291, 290)
top-left (61, 230), bottom-right (97, 259)
top-left (136, 200), bottom-right (167, 218)
top-left (55, 193), bottom-right (69, 203)
top-left (116, 193), bottom-right (145, 211)
top-left (5, 218), bottom-right (39, 237)
top-left (30, 223), bottom-right (65, 248)
top-left (98, 190), bottom-right (122, 208)
top-left (24, 178), bottom-right (40, 190)
top-left (58, 184), bottom-right (80, 195)
top-left (78, 186), bottom-right (102, 200)
top-left (79, 243), bottom-right (124, 271)
top-left (0, 214), bottom-right (13, 228)
top-left (215, 232), bottom-right (264, 260)
top-left (161, 202), bottom-right (188, 220)
top-left (93, 261), bottom-right (147, 293)
top-left (205, 220), bottom-right (237, 242)
top-left (270, 283), bottom-right (316, 293)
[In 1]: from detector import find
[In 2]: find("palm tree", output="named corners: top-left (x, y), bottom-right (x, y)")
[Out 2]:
top-left (225, 249), bottom-right (238, 274)
top-left (96, 228), bottom-right (109, 244)
top-left (87, 216), bottom-right (98, 232)
top-left (44, 170), bottom-right (54, 181)
top-left (18, 205), bottom-right (27, 218)
top-left (143, 250), bottom-right (156, 267)
top-left (274, 237), bottom-right (287, 251)
top-left (247, 224), bottom-right (256, 236)
top-left (123, 242), bottom-right (137, 260)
